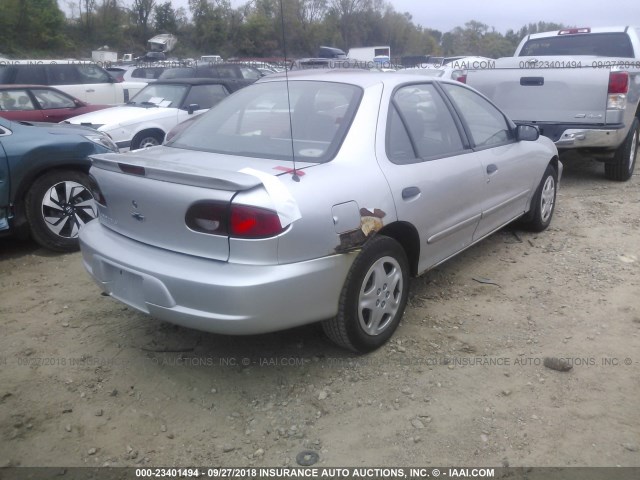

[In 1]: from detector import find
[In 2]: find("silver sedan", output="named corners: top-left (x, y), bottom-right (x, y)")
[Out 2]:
top-left (80, 71), bottom-right (561, 353)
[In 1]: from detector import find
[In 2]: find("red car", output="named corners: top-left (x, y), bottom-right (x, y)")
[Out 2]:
top-left (0, 85), bottom-right (111, 122)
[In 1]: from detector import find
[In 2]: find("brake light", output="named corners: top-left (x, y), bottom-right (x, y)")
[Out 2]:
top-left (607, 72), bottom-right (629, 110)
top-left (118, 163), bottom-right (146, 176)
top-left (558, 28), bottom-right (590, 35)
top-left (87, 174), bottom-right (107, 206)
top-left (608, 72), bottom-right (629, 94)
top-left (185, 202), bottom-right (284, 238)
top-left (230, 205), bottom-right (284, 238)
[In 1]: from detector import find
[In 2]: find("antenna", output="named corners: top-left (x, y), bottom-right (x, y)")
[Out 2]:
top-left (279, 0), bottom-right (300, 182)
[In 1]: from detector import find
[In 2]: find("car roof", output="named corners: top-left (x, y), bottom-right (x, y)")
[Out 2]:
top-left (257, 69), bottom-right (460, 89)
top-left (0, 84), bottom-right (63, 89)
top-left (152, 78), bottom-right (239, 86)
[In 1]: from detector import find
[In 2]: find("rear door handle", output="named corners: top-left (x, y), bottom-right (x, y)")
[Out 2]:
top-left (402, 186), bottom-right (421, 200)
top-left (486, 164), bottom-right (498, 174)
top-left (86, 88), bottom-right (95, 92)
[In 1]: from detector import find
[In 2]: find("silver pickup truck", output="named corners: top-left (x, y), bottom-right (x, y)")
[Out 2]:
top-left (466, 26), bottom-right (640, 181)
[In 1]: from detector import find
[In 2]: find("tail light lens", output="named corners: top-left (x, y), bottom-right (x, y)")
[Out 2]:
top-left (230, 205), bottom-right (284, 238)
top-left (87, 174), bottom-right (107, 206)
top-left (608, 72), bottom-right (629, 94)
top-left (186, 202), bottom-right (284, 238)
top-left (607, 72), bottom-right (629, 110)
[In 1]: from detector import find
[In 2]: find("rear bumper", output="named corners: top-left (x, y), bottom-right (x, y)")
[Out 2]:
top-left (79, 221), bottom-right (355, 335)
top-left (532, 122), bottom-right (627, 149)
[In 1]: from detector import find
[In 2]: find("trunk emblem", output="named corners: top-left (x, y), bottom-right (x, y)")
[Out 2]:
top-left (131, 212), bottom-right (145, 222)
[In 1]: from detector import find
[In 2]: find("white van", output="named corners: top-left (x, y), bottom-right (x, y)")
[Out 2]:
top-left (0, 60), bottom-right (146, 104)
top-left (199, 55), bottom-right (223, 65)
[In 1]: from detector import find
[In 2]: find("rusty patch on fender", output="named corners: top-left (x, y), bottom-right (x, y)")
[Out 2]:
top-left (335, 208), bottom-right (387, 253)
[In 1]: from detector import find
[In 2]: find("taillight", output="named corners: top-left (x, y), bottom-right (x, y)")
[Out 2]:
top-left (607, 72), bottom-right (629, 110)
top-left (185, 202), bottom-right (284, 238)
top-left (185, 202), bottom-right (228, 235)
top-left (118, 163), bottom-right (146, 176)
top-left (87, 174), bottom-right (107, 206)
top-left (451, 70), bottom-right (466, 83)
top-left (230, 205), bottom-right (284, 238)
top-left (608, 72), bottom-right (629, 94)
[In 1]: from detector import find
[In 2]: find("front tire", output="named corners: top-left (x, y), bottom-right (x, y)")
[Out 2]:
top-left (322, 235), bottom-right (410, 353)
top-left (25, 170), bottom-right (97, 252)
top-left (605, 117), bottom-right (638, 181)
top-left (519, 164), bottom-right (557, 232)
top-left (131, 130), bottom-right (163, 150)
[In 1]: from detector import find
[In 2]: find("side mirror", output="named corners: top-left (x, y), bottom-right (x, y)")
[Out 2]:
top-left (73, 99), bottom-right (85, 108)
top-left (187, 104), bottom-right (200, 115)
top-left (516, 124), bottom-right (540, 142)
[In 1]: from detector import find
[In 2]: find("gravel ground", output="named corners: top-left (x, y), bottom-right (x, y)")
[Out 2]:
top-left (1, 152), bottom-right (639, 468)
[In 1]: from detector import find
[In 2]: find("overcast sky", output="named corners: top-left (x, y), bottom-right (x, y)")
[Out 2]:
top-left (161, 0), bottom-right (639, 34)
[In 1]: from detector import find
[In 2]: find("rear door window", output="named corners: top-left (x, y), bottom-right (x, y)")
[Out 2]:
top-left (14, 65), bottom-right (47, 84)
top-left (388, 83), bottom-right (466, 163)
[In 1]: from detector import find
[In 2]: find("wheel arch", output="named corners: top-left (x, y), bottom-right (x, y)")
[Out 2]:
top-left (132, 127), bottom-right (165, 146)
top-left (377, 221), bottom-right (420, 277)
top-left (14, 163), bottom-right (91, 207)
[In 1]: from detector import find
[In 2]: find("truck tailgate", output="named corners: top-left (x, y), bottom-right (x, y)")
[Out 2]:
top-left (466, 61), bottom-right (612, 124)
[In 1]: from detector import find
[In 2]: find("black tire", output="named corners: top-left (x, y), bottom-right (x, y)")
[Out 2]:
top-left (605, 117), bottom-right (638, 181)
top-left (519, 164), bottom-right (557, 232)
top-left (24, 170), bottom-right (97, 252)
top-left (131, 130), bottom-right (163, 150)
top-left (322, 235), bottom-right (410, 353)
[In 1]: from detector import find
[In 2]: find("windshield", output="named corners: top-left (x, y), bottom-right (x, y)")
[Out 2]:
top-left (519, 32), bottom-right (634, 57)
top-left (168, 80), bottom-right (362, 163)
top-left (128, 84), bottom-right (187, 107)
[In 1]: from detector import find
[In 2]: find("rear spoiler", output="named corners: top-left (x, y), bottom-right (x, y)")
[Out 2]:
top-left (90, 152), bottom-right (262, 192)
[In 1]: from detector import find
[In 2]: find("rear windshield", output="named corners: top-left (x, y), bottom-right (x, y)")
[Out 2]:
top-left (519, 32), bottom-right (635, 57)
top-left (168, 81), bottom-right (362, 163)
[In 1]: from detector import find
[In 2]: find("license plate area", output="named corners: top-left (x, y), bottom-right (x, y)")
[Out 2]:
top-left (103, 263), bottom-right (147, 313)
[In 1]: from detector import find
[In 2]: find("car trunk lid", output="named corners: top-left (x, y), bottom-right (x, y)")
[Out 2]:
top-left (89, 147), bottom-right (313, 261)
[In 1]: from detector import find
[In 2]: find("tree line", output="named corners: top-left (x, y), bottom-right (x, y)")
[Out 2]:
top-left (0, 0), bottom-right (565, 61)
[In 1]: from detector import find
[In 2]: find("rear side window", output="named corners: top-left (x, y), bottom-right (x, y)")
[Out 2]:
top-left (0, 90), bottom-right (36, 110)
top-left (520, 32), bottom-right (635, 57)
top-left (14, 65), bottom-right (47, 84)
top-left (387, 83), bottom-right (465, 163)
top-left (47, 65), bottom-right (81, 85)
top-left (0, 66), bottom-right (16, 83)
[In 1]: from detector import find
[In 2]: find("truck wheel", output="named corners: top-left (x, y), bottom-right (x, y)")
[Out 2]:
top-left (605, 117), bottom-right (638, 181)
top-left (519, 164), bottom-right (557, 232)
top-left (25, 170), bottom-right (97, 252)
top-left (322, 236), bottom-right (409, 353)
top-left (131, 130), bottom-right (163, 150)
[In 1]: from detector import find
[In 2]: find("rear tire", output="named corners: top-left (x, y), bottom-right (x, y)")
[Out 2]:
top-left (25, 170), bottom-right (97, 252)
top-left (604, 117), bottom-right (638, 181)
top-left (131, 130), bottom-right (163, 150)
top-left (322, 236), bottom-right (409, 353)
top-left (519, 164), bottom-right (557, 232)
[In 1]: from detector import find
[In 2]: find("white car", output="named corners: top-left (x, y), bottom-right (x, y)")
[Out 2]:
top-left (63, 79), bottom-right (233, 151)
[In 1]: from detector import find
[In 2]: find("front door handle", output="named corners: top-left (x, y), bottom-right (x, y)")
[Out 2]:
top-left (402, 186), bottom-right (421, 200)
top-left (486, 164), bottom-right (498, 174)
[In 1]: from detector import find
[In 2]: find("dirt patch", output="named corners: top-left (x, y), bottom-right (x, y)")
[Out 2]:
top-left (1, 153), bottom-right (639, 468)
